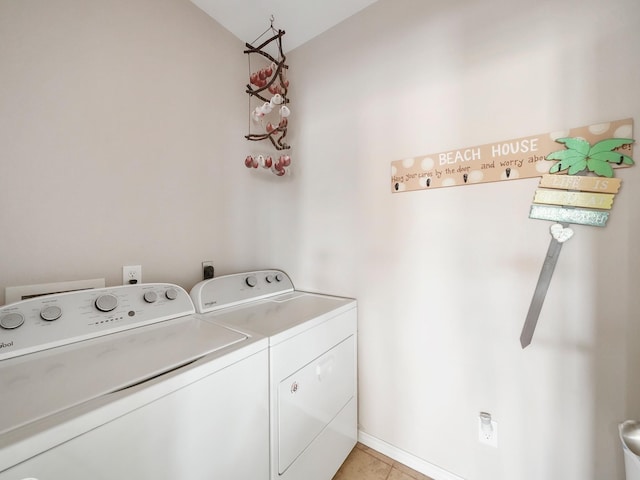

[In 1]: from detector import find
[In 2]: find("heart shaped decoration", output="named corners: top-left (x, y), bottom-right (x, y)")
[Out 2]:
top-left (550, 223), bottom-right (574, 243)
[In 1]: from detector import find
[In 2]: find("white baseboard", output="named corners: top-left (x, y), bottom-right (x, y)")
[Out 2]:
top-left (357, 431), bottom-right (466, 480)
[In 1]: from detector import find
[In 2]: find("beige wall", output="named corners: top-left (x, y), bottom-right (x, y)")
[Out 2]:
top-left (0, 0), bottom-right (279, 302)
top-left (1, 0), bottom-right (639, 479)
top-left (284, 0), bottom-right (640, 479)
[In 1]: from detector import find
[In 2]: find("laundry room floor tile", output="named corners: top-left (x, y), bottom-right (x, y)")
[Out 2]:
top-left (332, 443), bottom-right (434, 480)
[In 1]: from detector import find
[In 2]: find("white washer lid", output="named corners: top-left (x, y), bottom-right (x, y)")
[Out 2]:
top-left (0, 317), bottom-right (247, 435)
top-left (200, 291), bottom-right (356, 345)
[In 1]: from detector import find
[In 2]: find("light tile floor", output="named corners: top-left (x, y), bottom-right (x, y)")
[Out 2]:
top-left (332, 443), bottom-right (434, 480)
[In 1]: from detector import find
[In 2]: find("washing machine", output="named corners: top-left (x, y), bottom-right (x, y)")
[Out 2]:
top-left (0, 283), bottom-right (269, 480)
top-left (190, 270), bottom-right (357, 480)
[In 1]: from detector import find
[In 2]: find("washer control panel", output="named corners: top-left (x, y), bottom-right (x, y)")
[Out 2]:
top-left (0, 283), bottom-right (194, 360)
top-left (190, 270), bottom-right (294, 313)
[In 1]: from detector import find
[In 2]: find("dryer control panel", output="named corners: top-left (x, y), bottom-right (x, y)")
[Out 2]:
top-left (190, 270), bottom-right (294, 313)
top-left (0, 283), bottom-right (195, 360)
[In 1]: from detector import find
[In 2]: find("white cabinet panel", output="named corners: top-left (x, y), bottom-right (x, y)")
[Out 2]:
top-left (277, 336), bottom-right (355, 474)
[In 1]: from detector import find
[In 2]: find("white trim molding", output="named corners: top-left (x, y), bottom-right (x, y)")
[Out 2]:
top-left (358, 431), bottom-right (466, 480)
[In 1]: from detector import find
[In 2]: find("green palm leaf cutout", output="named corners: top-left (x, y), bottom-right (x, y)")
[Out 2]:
top-left (568, 159), bottom-right (588, 175)
top-left (555, 137), bottom-right (590, 155)
top-left (546, 149), bottom-right (585, 161)
top-left (588, 159), bottom-right (613, 177)
top-left (589, 138), bottom-right (634, 155)
top-left (589, 151), bottom-right (634, 165)
top-left (546, 136), bottom-right (635, 177)
top-left (547, 149), bottom-right (586, 174)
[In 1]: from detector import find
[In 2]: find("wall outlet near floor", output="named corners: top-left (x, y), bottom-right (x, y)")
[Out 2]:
top-left (478, 413), bottom-right (498, 447)
top-left (122, 265), bottom-right (142, 285)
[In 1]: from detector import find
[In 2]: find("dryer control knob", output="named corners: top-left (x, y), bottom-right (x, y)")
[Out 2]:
top-left (0, 312), bottom-right (25, 330)
top-left (143, 291), bottom-right (158, 303)
top-left (245, 276), bottom-right (258, 287)
top-left (40, 305), bottom-right (62, 322)
top-left (165, 288), bottom-right (178, 300)
top-left (265, 274), bottom-right (274, 283)
top-left (275, 273), bottom-right (284, 282)
top-left (95, 294), bottom-right (118, 312)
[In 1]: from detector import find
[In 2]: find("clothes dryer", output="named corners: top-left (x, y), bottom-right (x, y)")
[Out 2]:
top-left (190, 270), bottom-right (357, 480)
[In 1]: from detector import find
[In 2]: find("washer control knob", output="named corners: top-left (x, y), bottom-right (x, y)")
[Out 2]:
top-left (275, 273), bottom-right (284, 282)
top-left (165, 288), bottom-right (178, 300)
top-left (245, 276), bottom-right (258, 287)
top-left (0, 312), bottom-right (25, 330)
top-left (95, 294), bottom-right (118, 312)
top-left (40, 305), bottom-right (62, 322)
top-left (143, 291), bottom-right (158, 303)
top-left (265, 274), bottom-right (274, 283)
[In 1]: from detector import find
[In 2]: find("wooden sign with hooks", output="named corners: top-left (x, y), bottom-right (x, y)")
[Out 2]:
top-left (390, 118), bottom-right (633, 192)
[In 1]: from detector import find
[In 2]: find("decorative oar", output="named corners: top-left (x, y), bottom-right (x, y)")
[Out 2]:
top-left (520, 137), bottom-right (634, 348)
top-left (520, 222), bottom-right (572, 348)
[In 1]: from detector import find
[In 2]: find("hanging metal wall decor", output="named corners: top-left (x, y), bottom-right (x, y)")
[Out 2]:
top-left (243, 18), bottom-right (291, 176)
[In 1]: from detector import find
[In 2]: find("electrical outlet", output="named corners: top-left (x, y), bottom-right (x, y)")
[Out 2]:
top-left (478, 414), bottom-right (498, 447)
top-left (202, 261), bottom-right (214, 280)
top-left (122, 265), bottom-right (142, 285)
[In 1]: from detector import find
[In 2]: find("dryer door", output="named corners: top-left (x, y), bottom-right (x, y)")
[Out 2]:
top-left (277, 335), bottom-right (355, 474)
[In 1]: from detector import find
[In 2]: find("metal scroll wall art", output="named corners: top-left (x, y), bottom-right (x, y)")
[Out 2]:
top-left (243, 20), bottom-right (291, 176)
